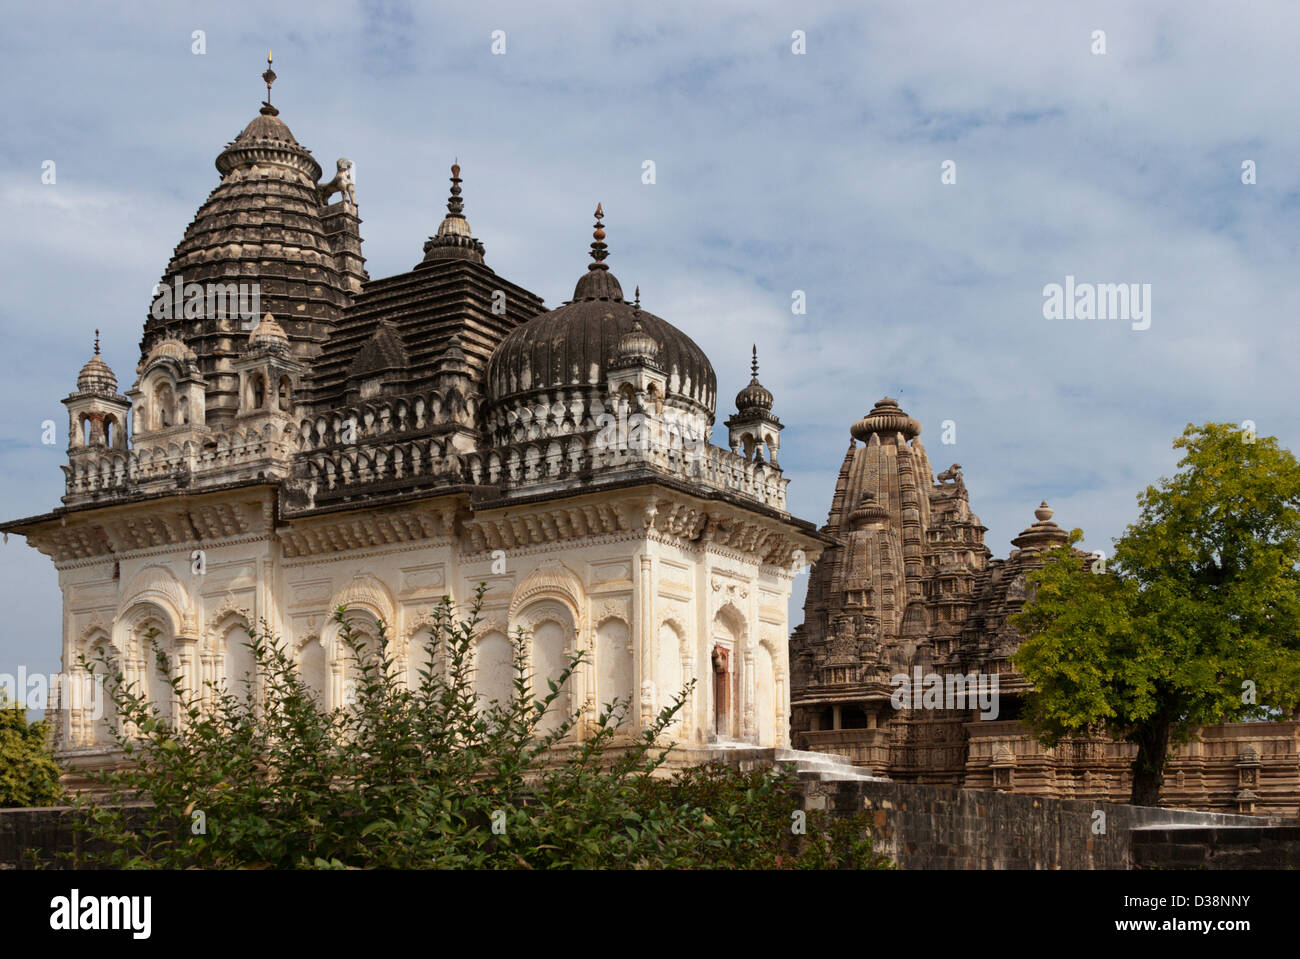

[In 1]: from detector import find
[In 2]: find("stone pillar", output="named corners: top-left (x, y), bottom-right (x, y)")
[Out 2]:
top-left (638, 554), bottom-right (654, 728)
top-left (832, 704), bottom-right (843, 731)
top-left (775, 670), bottom-right (787, 747)
top-left (742, 647), bottom-right (756, 741)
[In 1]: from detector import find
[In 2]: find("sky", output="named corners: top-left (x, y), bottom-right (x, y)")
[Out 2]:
top-left (2, 1), bottom-right (1297, 699)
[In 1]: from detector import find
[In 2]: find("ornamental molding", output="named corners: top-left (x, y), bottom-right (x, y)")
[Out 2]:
top-left (118, 563), bottom-right (195, 635)
top-left (508, 561), bottom-right (586, 620)
top-left (591, 597), bottom-right (631, 630)
top-left (328, 573), bottom-right (396, 628)
top-left (278, 504), bottom-right (458, 559)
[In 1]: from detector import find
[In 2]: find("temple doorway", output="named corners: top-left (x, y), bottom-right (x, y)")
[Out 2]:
top-left (712, 644), bottom-right (731, 740)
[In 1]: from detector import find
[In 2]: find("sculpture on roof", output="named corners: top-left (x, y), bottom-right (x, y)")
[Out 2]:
top-left (319, 157), bottom-right (356, 206)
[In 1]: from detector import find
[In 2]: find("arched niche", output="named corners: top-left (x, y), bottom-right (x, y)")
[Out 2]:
top-left (594, 616), bottom-right (633, 728)
top-left (473, 629), bottom-right (514, 714)
top-left (214, 614), bottom-right (256, 703)
top-left (297, 634), bottom-right (328, 705)
top-left (754, 640), bottom-right (777, 746)
top-left (515, 601), bottom-right (575, 735)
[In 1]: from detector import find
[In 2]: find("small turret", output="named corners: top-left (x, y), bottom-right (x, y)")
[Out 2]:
top-left (724, 346), bottom-right (782, 465)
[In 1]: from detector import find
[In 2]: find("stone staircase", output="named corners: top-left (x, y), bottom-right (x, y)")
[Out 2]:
top-left (772, 747), bottom-right (888, 782)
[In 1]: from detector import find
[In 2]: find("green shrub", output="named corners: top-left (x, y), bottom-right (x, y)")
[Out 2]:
top-left (71, 584), bottom-right (889, 870)
top-left (0, 693), bottom-right (63, 808)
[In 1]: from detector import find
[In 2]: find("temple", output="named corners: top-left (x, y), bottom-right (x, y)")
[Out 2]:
top-left (5, 58), bottom-right (1297, 813)
top-left (2, 58), bottom-right (826, 783)
top-left (790, 398), bottom-right (1300, 815)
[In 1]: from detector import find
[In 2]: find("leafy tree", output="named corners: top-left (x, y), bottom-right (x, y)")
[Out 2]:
top-left (70, 584), bottom-right (889, 869)
top-left (0, 693), bottom-right (63, 808)
top-left (1013, 423), bottom-right (1300, 806)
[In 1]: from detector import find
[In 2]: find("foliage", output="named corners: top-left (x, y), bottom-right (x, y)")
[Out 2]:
top-left (1012, 422), bottom-right (1300, 804)
top-left (0, 692), bottom-right (63, 808)
top-left (70, 584), bottom-right (889, 869)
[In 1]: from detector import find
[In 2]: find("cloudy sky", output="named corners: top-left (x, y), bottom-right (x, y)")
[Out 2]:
top-left (2, 1), bottom-right (1296, 692)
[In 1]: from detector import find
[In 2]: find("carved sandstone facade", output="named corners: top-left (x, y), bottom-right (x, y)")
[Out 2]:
top-left (791, 399), bottom-right (1300, 816)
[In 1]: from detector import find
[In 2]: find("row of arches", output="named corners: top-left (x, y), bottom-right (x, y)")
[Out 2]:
top-left (69, 596), bottom-right (784, 750)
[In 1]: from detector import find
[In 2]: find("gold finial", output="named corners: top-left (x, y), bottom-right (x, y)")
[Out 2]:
top-left (261, 50), bottom-right (278, 112)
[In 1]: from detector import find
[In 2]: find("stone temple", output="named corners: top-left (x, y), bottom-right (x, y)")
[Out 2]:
top-left (4, 63), bottom-right (1297, 812)
top-left (790, 399), bottom-right (1300, 815)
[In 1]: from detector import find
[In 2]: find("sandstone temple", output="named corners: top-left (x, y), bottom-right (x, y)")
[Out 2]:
top-left (4, 62), bottom-right (1297, 814)
top-left (789, 399), bottom-right (1300, 816)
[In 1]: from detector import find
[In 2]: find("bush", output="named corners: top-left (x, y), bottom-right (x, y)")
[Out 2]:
top-left (71, 585), bottom-right (889, 870)
top-left (0, 693), bottom-right (63, 808)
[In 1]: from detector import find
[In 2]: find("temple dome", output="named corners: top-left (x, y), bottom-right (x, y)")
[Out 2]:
top-left (76, 337), bottom-right (117, 394)
top-left (247, 312), bottom-right (290, 350)
top-left (611, 311), bottom-right (661, 370)
top-left (486, 206), bottom-right (716, 416)
top-left (215, 106), bottom-right (323, 182)
top-left (734, 347), bottom-right (773, 413)
top-left (138, 58), bottom-right (365, 426)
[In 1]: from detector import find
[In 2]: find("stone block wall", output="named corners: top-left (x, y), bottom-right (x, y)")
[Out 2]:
top-left (800, 778), bottom-right (1289, 869)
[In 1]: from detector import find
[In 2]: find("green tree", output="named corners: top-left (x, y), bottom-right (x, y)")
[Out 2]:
top-left (1012, 422), bottom-right (1300, 806)
top-left (71, 584), bottom-right (889, 869)
top-left (0, 694), bottom-right (63, 808)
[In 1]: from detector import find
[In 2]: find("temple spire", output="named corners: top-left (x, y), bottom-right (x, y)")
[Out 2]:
top-left (419, 160), bottom-right (485, 265)
top-left (446, 160), bottom-right (464, 218)
top-left (260, 49), bottom-right (278, 116)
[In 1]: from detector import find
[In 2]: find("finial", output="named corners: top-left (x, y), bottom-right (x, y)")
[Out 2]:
top-left (634, 285), bottom-right (640, 308)
top-left (588, 203), bottom-right (608, 270)
top-left (446, 160), bottom-right (464, 217)
top-left (751, 344), bottom-right (759, 379)
top-left (260, 49), bottom-right (278, 115)
top-left (93, 329), bottom-right (100, 356)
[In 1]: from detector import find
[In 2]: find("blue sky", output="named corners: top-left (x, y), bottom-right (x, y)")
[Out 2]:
top-left (2, 1), bottom-right (1297, 693)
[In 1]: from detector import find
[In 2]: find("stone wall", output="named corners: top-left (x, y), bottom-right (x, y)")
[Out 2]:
top-left (1131, 825), bottom-right (1300, 869)
top-left (0, 805), bottom-right (149, 870)
top-left (800, 777), bottom-right (1291, 869)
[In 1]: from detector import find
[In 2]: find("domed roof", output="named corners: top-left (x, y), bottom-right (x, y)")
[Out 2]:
top-left (76, 332), bottom-right (117, 394)
top-left (487, 206), bottom-right (716, 414)
top-left (611, 296), bottom-right (661, 370)
top-left (139, 56), bottom-right (363, 425)
top-left (144, 336), bottom-right (198, 366)
top-left (734, 346), bottom-right (774, 413)
top-left (215, 54), bottom-right (321, 181)
top-left (247, 312), bottom-right (290, 350)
